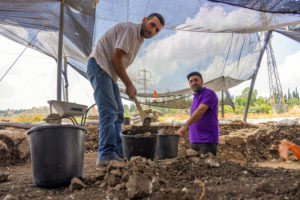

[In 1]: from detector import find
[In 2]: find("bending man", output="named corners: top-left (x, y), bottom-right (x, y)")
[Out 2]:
top-left (87, 13), bottom-right (164, 166)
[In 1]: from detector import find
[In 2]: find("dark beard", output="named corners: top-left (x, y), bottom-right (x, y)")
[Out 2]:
top-left (140, 23), bottom-right (152, 38)
top-left (140, 24), bottom-right (146, 37)
top-left (192, 85), bottom-right (202, 93)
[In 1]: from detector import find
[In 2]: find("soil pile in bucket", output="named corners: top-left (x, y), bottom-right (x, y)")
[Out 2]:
top-left (122, 126), bottom-right (159, 160)
top-left (123, 126), bottom-right (159, 136)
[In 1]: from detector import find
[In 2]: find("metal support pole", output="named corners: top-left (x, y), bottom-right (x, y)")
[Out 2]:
top-left (221, 90), bottom-right (224, 118)
top-left (64, 56), bottom-right (69, 102)
top-left (56, 0), bottom-right (65, 101)
top-left (243, 30), bottom-right (272, 122)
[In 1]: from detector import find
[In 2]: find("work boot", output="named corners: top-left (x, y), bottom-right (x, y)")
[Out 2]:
top-left (96, 154), bottom-right (123, 167)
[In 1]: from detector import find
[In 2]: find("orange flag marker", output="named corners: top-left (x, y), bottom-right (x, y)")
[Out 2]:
top-left (153, 91), bottom-right (158, 100)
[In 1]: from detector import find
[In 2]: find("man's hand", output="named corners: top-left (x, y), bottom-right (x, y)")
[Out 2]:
top-left (126, 83), bottom-right (137, 99)
top-left (176, 126), bottom-right (188, 137)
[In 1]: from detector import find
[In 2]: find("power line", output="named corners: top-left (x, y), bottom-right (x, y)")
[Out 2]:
top-left (0, 3), bottom-right (61, 83)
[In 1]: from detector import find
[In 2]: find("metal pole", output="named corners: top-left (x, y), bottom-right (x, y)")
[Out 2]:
top-left (243, 30), bottom-right (272, 122)
top-left (64, 56), bottom-right (69, 102)
top-left (221, 90), bottom-right (224, 118)
top-left (56, 0), bottom-right (65, 101)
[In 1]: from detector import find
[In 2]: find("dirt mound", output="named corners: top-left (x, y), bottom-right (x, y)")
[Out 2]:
top-left (84, 124), bottom-right (181, 152)
top-left (2, 121), bottom-right (300, 199)
top-left (0, 129), bottom-right (30, 166)
top-left (1, 152), bottom-right (300, 200)
top-left (218, 124), bottom-right (300, 163)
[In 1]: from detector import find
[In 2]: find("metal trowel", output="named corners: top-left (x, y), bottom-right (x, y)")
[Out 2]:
top-left (132, 95), bottom-right (151, 126)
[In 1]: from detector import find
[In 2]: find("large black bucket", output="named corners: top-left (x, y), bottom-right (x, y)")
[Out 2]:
top-left (121, 129), bottom-right (158, 160)
top-left (27, 124), bottom-right (86, 188)
top-left (156, 134), bottom-right (179, 159)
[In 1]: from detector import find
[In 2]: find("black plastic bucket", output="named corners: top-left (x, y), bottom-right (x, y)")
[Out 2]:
top-left (156, 134), bottom-right (179, 159)
top-left (121, 130), bottom-right (158, 160)
top-left (27, 124), bottom-right (86, 188)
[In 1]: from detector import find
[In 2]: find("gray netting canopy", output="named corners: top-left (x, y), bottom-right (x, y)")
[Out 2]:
top-left (0, 0), bottom-right (300, 108)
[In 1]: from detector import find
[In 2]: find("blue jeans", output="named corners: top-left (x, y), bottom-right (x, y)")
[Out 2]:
top-left (87, 58), bottom-right (124, 160)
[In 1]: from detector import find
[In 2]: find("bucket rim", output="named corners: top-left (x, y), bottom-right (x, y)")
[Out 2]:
top-left (121, 132), bottom-right (158, 138)
top-left (158, 134), bottom-right (179, 137)
top-left (27, 124), bottom-right (87, 135)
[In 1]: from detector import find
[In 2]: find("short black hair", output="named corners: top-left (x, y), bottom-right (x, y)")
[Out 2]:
top-left (147, 13), bottom-right (165, 26)
top-left (187, 71), bottom-right (203, 80)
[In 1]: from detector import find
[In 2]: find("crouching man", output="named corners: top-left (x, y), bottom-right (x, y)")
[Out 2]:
top-left (176, 72), bottom-right (219, 155)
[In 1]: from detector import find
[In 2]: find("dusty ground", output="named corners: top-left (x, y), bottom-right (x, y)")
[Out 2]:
top-left (1, 121), bottom-right (300, 199)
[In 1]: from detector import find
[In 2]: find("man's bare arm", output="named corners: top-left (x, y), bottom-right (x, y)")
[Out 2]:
top-left (176, 104), bottom-right (209, 136)
top-left (111, 48), bottom-right (136, 98)
top-left (185, 104), bottom-right (209, 126)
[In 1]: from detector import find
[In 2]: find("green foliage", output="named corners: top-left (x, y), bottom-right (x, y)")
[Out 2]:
top-left (287, 98), bottom-right (300, 106)
top-left (234, 87), bottom-right (257, 107)
top-left (219, 87), bottom-right (272, 114)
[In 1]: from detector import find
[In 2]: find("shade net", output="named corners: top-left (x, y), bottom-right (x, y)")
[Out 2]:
top-left (0, 0), bottom-right (300, 108)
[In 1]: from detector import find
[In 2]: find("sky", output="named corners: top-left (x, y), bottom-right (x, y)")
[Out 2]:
top-left (0, 31), bottom-right (299, 110)
top-left (0, 2), bottom-right (300, 110)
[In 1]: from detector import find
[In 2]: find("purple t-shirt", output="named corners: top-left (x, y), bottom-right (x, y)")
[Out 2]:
top-left (189, 87), bottom-right (219, 144)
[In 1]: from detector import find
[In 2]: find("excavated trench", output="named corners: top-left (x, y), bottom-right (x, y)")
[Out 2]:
top-left (1, 121), bottom-right (300, 199)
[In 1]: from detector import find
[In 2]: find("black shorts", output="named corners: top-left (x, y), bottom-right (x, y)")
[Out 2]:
top-left (190, 143), bottom-right (218, 156)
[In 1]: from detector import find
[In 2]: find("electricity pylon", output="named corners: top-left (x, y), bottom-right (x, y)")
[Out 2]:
top-left (266, 35), bottom-right (286, 113)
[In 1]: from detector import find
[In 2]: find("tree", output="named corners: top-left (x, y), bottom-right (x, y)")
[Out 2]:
top-left (295, 87), bottom-right (299, 100)
top-left (129, 103), bottom-right (137, 113)
top-left (234, 87), bottom-right (257, 106)
top-left (123, 104), bottom-right (130, 115)
top-left (288, 88), bottom-right (292, 100)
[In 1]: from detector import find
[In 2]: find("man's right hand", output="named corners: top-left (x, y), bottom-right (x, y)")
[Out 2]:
top-left (176, 126), bottom-right (188, 137)
top-left (126, 83), bottom-right (137, 99)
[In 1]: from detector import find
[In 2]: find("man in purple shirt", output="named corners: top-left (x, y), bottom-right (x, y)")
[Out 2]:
top-left (177, 71), bottom-right (219, 155)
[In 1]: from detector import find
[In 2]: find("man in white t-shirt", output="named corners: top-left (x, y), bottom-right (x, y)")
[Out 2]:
top-left (87, 13), bottom-right (164, 166)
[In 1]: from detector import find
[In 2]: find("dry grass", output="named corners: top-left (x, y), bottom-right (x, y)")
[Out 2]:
top-left (222, 105), bottom-right (300, 120)
top-left (158, 105), bottom-right (300, 122)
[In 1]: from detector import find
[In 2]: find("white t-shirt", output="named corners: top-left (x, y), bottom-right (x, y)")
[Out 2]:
top-left (89, 22), bottom-right (144, 83)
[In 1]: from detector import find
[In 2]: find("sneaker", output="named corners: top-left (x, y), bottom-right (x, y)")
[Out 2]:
top-left (96, 154), bottom-right (123, 167)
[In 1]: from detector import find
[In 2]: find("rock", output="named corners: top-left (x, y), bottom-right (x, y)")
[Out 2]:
top-left (225, 135), bottom-right (245, 146)
top-left (269, 144), bottom-right (277, 151)
top-left (126, 172), bottom-right (152, 199)
top-left (204, 158), bottom-right (220, 168)
top-left (276, 118), bottom-right (298, 127)
top-left (115, 183), bottom-right (126, 190)
top-left (3, 194), bottom-right (18, 200)
top-left (110, 169), bottom-right (122, 177)
top-left (105, 174), bottom-right (119, 187)
top-left (0, 130), bottom-right (30, 165)
top-left (109, 160), bottom-right (126, 169)
top-left (245, 130), bottom-right (258, 143)
top-left (219, 136), bottom-right (226, 145)
top-left (0, 140), bottom-right (10, 166)
top-left (144, 132), bottom-right (151, 136)
top-left (100, 182), bottom-right (107, 188)
top-left (181, 187), bottom-right (188, 193)
top-left (186, 149), bottom-right (198, 157)
top-left (69, 177), bottom-right (86, 192)
top-left (189, 157), bottom-right (200, 163)
top-left (242, 170), bottom-right (248, 175)
top-left (0, 173), bottom-right (9, 182)
top-left (96, 168), bottom-right (106, 180)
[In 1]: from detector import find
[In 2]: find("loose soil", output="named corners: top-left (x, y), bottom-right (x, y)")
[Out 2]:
top-left (1, 121), bottom-right (300, 199)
